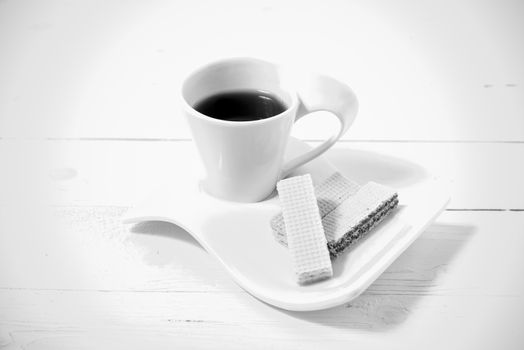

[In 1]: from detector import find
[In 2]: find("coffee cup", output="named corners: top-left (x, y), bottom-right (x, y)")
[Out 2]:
top-left (181, 57), bottom-right (358, 202)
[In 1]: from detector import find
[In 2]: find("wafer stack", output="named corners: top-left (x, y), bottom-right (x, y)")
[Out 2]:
top-left (273, 173), bottom-right (398, 260)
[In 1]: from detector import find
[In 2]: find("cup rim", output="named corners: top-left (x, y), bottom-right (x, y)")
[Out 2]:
top-left (180, 57), bottom-right (299, 126)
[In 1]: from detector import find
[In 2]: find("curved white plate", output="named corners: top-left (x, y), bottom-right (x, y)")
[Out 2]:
top-left (123, 139), bottom-right (450, 311)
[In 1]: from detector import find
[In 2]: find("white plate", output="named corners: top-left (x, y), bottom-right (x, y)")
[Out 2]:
top-left (123, 139), bottom-right (449, 311)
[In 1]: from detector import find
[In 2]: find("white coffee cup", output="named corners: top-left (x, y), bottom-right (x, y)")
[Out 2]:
top-left (181, 57), bottom-right (358, 202)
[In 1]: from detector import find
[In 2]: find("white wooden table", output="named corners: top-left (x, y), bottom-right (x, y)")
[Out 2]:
top-left (1, 0), bottom-right (523, 349)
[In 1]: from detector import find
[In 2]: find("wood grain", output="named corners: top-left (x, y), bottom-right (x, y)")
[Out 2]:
top-left (1, 0), bottom-right (523, 141)
top-left (1, 140), bottom-right (523, 348)
top-left (1, 211), bottom-right (523, 349)
top-left (2, 140), bottom-right (518, 208)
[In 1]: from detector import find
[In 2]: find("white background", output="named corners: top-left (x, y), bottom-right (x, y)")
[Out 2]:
top-left (1, 0), bottom-right (523, 349)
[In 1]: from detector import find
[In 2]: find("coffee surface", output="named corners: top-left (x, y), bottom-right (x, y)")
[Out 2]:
top-left (194, 90), bottom-right (287, 122)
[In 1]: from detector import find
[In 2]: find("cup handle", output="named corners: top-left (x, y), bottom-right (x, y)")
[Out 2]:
top-left (280, 74), bottom-right (359, 178)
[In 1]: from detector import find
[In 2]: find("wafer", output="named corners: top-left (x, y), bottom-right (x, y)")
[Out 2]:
top-left (277, 174), bottom-right (333, 284)
top-left (323, 182), bottom-right (399, 258)
top-left (271, 173), bottom-right (399, 258)
top-left (271, 172), bottom-right (360, 245)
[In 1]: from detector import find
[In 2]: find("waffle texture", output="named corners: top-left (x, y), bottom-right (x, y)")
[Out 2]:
top-left (277, 174), bottom-right (333, 284)
top-left (323, 182), bottom-right (399, 258)
top-left (271, 173), bottom-right (399, 259)
top-left (271, 172), bottom-right (360, 245)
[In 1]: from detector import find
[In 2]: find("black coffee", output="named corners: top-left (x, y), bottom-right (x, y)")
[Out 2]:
top-left (194, 90), bottom-right (287, 122)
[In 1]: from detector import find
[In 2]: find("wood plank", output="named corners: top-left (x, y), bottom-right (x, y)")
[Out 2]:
top-left (1, 211), bottom-right (523, 349)
top-left (1, 0), bottom-right (523, 141)
top-left (3, 140), bottom-right (519, 209)
top-left (2, 294), bottom-right (523, 350)
top-left (2, 209), bottom-right (522, 296)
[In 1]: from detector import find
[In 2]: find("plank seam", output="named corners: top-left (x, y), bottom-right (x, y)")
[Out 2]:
top-left (39, 205), bottom-right (524, 212)
top-left (2, 137), bottom-right (524, 144)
